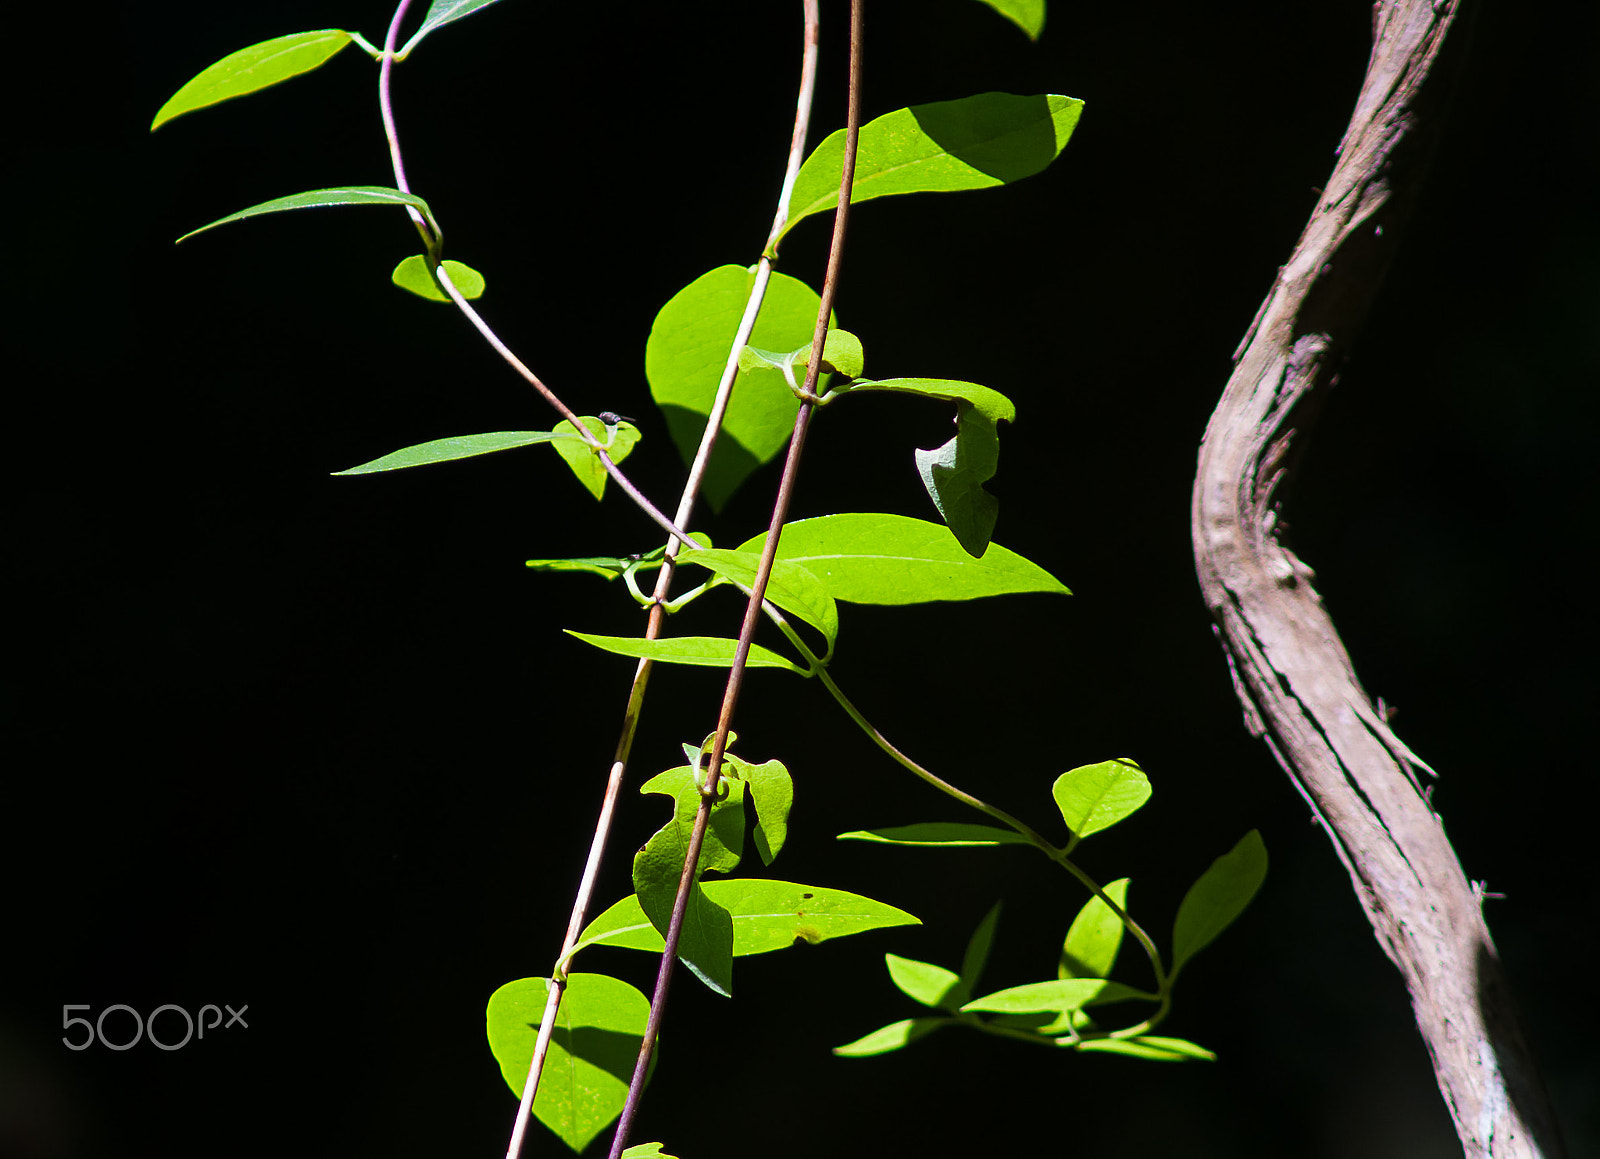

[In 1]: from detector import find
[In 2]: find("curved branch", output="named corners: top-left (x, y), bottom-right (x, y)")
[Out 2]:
top-left (1190, 3), bottom-right (1565, 1157)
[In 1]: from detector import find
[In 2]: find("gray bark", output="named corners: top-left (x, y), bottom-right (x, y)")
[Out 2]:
top-left (1190, 2), bottom-right (1566, 1156)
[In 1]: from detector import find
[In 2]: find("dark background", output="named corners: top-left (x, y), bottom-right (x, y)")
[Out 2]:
top-left (7, 0), bottom-right (1596, 1156)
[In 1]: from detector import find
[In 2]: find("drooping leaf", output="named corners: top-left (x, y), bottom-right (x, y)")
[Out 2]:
top-left (1076, 1035), bottom-right (1217, 1062)
top-left (485, 974), bottom-right (649, 1153)
top-left (400, 0), bottom-right (506, 55)
top-left (953, 903), bottom-right (1003, 1008)
top-left (1059, 878), bottom-right (1130, 980)
top-left (564, 632), bottom-right (807, 674)
top-left (645, 266), bottom-right (833, 511)
top-left (549, 417), bottom-right (641, 501)
top-left (631, 767), bottom-right (742, 996)
top-left (836, 822), bottom-right (1031, 847)
top-left (176, 186), bottom-right (439, 244)
top-left (1171, 830), bottom-right (1268, 976)
top-left (333, 430), bottom-right (566, 475)
top-left (885, 954), bottom-right (963, 1010)
top-left (1052, 759), bottom-right (1152, 842)
top-left (833, 1017), bottom-right (949, 1058)
top-left (915, 402), bottom-right (1002, 557)
top-left (576, 881), bottom-right (919, 958)
top-left (723, 754), bottom-right (793, 865)
top-left (391, 255), bottom-right (486, 301)
top-left (961, 978), bottom-right (1152, 1015)
top-left (152, 30), bottom-right (356, 130)
top-left (740, 514), bottom-right (1068, 605)
top-left (676, 548), bottom-right (838, 655)
top-left (778, 93), bottom-right (1083, 246)
top-left (971, 0), bottom-right (1046, 40)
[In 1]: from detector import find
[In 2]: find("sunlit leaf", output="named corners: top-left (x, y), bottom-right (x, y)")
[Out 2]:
top-left (1052, 759), bottom-right (1152, 841)
top-left (833, 1017), bottom-right (949, 1057)
top-left (677, 548), bottom-right (838, 654)
top-left (1076, 1035), bottom-right (1216, 1062)
top-left (564, 632), bottom-right (807, 674)
top-left (961, 978), bottom-right (1151, 1015)
top-left (885, 954), bottom-right (963, 1010)
top-left (549, 417), bottom-right (641, 501)
top-left (524, 556), bottom-right (632, 580)
top-left (778, 93), bottom-right (1083, 245)
top-left (176, 186), bottom-right (438, 244)
top-left (152, 30), bottom-right (355, 130)
top-left (332, 430), bottom-right (564, 475)
top-left (842, 377), bottom-right (1013, 426)
top-left (972, 0), bottom-right (1046, 39)
top-left (836, 822), bottom-right (1030, 847)
top-left (741, 514), bottom-right (1069, 604)
top-left (646, 266), bottom-right (832, 510)
top-left (391, 255), bottom-right (485, 300)
top-left (621, 1146), bottom-right (679, 1159)
top-left (632, 767), bottom-right (739, 996)
top-left (1172, 830), bottom-right (1267, 976)
top-left (485, 974), bottom-right (649, 1153)
top-left (576, 881), bottom-right (919, 957)
top-left (1059, 878), bottom-right (1130, 980)
top-left (400, 0), bottom-right (506, 55)
top-left (724, 754), bottom-right (793, 865)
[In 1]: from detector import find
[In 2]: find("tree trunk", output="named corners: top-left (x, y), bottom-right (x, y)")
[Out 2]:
top-left (1190, 2), bottom-right (1565, 1155)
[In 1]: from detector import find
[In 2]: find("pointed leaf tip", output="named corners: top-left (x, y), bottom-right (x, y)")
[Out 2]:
top-left (152, 30), bottom-right (354, 131)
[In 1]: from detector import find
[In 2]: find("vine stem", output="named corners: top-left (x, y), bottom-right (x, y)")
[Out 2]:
top-left (495, 5), bottom-right (821, 1157)
top-left (606, 3), bottom-right (862, 1157)
top-left (378, 0), bottom-right (695, 551)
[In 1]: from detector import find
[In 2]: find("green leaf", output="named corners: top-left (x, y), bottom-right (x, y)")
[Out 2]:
top-left (843, 377), bottom-right (1014, 425)
top-left (1172, 830), bottom-right (1268, 976)
top-left (632, 767), bottom-right (742, 996)
top-left (621, 1146), bottom-right (679, 1159)
top-left (676, 548), bottom-right (838, 655)
top-left (576, 881), bottom-right (920, 958)
top-left (953, 902), bottom-right (1003, 1007)
top-left (961, 978), bottom-right (1151, 1015)
top-left (176, 186), bottom-right (438, 244)
top-left (801, 329), bottom-right (866, 378)
top-left (645, 266), bottom-right (833, 511)
top-left (391, 255), bottom-right (485, 301)
top-left (1059, 878), bottom-right (1130, 980)
top-left (485, 974), bottom-right (649, 1153)
top-left (836, 822), bottom-right (1031, 847)
top-left (833, 1017), bottom-right (949, 1058)
top-left (524, 556), bottom-right (632, 580)
top-left (972, 0), bottom-right (1047, 40)
top-left (564, 632), bottom-right (807, 674)
top-left (915, 402), bottom-right (1002, 557)
top-left (152, 30), bottom-right (355, 130)
top-left (400, 0), bottom-right (506, 55)
top-left (1052, 759), bottom-right (1152, 841)
top-left (1076, 1035), bottom-right (1217, 1062)
top-left (885, 954), bottom-right (963, 1010)
top-left (778, 93), bottom-right (1083, 245)
top-left (549, 417), bottom-right (641, 501)
top-left (723, 754), bottom-right (793, 865)
top-left (741, 514), bottom-right (1069, 605)
top-left (332, 430), bottom-right (567, 475)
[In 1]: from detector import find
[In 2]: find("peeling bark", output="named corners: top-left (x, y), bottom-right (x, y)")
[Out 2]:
top-left (1190, 3), bottom-right (1565, 1156)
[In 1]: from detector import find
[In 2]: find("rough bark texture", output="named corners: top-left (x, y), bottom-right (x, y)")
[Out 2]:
top-left (1190, 2), bottom-right (1565, 1156)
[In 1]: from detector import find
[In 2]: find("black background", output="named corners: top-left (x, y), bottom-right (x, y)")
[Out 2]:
top-left (7, 1), bottom-right (1596, 1156)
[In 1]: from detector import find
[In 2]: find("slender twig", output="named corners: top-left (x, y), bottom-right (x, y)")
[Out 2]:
top-left (498, 5), bottom-right (822, 1156)
top-left (378, 0), bottom-right (694, 549)
top-left (606, 5), bottom-right (862, 1156)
